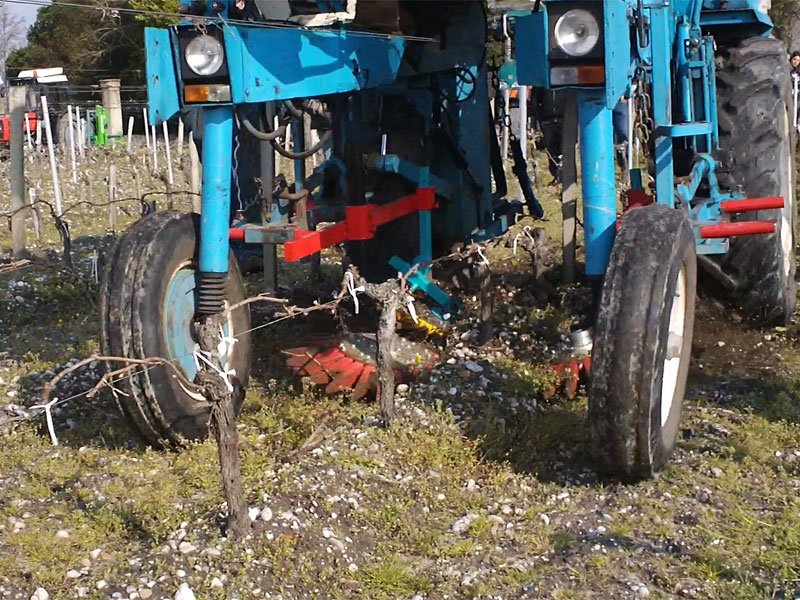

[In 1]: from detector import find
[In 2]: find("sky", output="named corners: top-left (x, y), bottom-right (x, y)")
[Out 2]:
top-left (8, 0), bottom-right (42, 29)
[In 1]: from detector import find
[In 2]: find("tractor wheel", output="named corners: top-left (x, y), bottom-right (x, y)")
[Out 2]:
top-left (708, 36), bottom-right (797, 325)
top-left (56, 112), bottom-right (71, 147)
top-left (56, 111), bottom-right (91, 148)
top-left (589, 204), bottom-right (697, 482)
top-left (99, 211), bottom-right (251, 446)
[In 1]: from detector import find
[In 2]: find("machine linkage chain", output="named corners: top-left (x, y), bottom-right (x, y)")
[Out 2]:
top-left (232, 118), bottom-right (244, 213)
top-left (633, 77), bottom-right (654, 149)
top-left (490, 68), bottom-right (514, 136)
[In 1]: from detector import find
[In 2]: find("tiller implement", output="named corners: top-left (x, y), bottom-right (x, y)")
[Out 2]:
top-left (101, 0), bottom-right (795, 481)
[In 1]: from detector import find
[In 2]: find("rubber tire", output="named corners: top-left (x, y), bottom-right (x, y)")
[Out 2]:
top-left (55, 112), bottom-right (91, 148)
top-left (55, 112), bottom-right (70, 147)
top-left (99, 211), bottom-right (251, 447)
top-left (589, 204), bottom-right (697, 482)
top-left (709, 36), bottom-right (797, 325)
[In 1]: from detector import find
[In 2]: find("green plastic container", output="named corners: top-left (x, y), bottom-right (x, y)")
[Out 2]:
top-left (93, 105), bottom-right (109, 146)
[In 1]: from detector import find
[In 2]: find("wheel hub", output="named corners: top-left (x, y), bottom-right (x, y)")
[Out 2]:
top-left (660, 267), bottom-right (687, 427)
top-left (164, 263), bottom-right (234, 383)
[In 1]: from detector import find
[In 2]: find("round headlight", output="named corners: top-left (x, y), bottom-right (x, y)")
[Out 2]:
top-left (554, 9), bottom-right (600, 57)
top-left (185, 35), bottom-right (224, 76)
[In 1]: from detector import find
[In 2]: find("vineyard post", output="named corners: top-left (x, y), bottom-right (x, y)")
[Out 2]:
top-left (177, 117), bottom-right (185, 159)
top-left (561, 92), bottom-right (578, 284)
top-left (23, 112), bottom-right (33, 150)
top-left (75, 107), bottom-right (85, 157)
top-left (127, 116), bottom-right (135, 153)
top-left (67, 106), bottom-right (78, 184)
top-left (151, 124), bottom-right (158, 171)
top-left (163, 120), bottom-right (175, 193)
top-left (28, 189), bottom-right (41, 240)
top-left (108, 164), bottom-right (117, 232)
top-left (40, 96), bottom-right (64, 215)
top-left (10, 86), bottom-right (26, 257)
top-left (189, 131), bottom-right (201, 212)
top-left (143, 108), bottom-right (151, 150)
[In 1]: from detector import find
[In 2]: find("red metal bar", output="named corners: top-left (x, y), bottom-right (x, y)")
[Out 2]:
top-left (625, 189), bottom-right (653, 210)
top-left (372, 187), bottom-right (436, 227)
top-left (720, 197), bottom-right (784, 213)
top-left (229, 228), bottom-right (245, 242)
top-left (283, 188), bottom-right (436, 262)
top-left (284, 222), bottom-right (347, 262)
top-left (700, 221), bottom-right (775, 239)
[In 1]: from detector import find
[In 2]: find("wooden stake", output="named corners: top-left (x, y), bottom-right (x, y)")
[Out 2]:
top-left (177, 118), bottom-right (185, 159)
top-left (133, 167), bottom-right (142, 202)
top-left (151, 125), bottom-right (158, 171)
top-left (9, 86), bottom-right (26, 256)
top-left (127, 115), bottom-right (134, 153)
top-left (108, 164), bottom-right (117, 232)
top-left (162, 120), bottom-right (174, 187)
top-left (75, 107), bottom-right (84, 156)
top-left (561, 92), bottom-right (579, 285)
top-left (23, 112), bottom-right (33, 150)
top-left (67, 106), bottom-right (78, 184)
top-left (189, 131), bottom-right (201, 213)
top-left (143, 108), bottom-right (151, 150)
top-left (29, 189), bottom-right (41, 240)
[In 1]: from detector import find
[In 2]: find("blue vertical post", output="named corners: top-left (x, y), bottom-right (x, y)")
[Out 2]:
top-left (199, 106), bottom-right (234, 275)
top-left (292, 118), bottom-right (306, 192)
top-left (417, 167), bottom-right (432, 264)
top-left (650, 5), bottom-right (676, 206)
top-left (578, 91), bottom-right (617, 278)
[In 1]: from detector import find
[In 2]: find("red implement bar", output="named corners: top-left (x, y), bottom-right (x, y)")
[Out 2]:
top-left (284, 188), bottom-right (436, 262)
top-left (720, 197), bottom-right (784, 213)
top-left (229, 228), bottom-right (246, 242)
top-left (700, 221), bottom-right (775, 239)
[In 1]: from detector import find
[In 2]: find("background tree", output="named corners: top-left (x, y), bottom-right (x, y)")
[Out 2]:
top-left (7, 1), bottom-right (147, 85)
top-left (771, 0), bottom-right (800, 49)
top-left (0, 5), bottom-right (26, 82)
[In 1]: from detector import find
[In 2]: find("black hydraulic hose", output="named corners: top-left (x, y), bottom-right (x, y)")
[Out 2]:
top-left (283, 99), bottom-right (332, 128)
top-left (241, 111), bottom-right (332, 159)
top-left (241, 116), bottom-right (286, 141)
top-left (488, 109), bottom-right (507, 198)
top-left (272, 129), bottom-right (333, 160)
top-left (510, 138), bottom-right (544, 219)
top-left (282, 99), bottom-right (305, 120)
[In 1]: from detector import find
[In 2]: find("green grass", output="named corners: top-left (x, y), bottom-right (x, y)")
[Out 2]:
top-left (2, 149), bottom-right (800, 598)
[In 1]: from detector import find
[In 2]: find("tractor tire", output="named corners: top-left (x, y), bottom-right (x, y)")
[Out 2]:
top-left (55, 111), bottom-right (91, 148)
top-left (589, 204), bottom-right (697, 482)
top-left (100, 211), bottom-right (251, 447)
top-left (708, 36), bottom-right (797, 325)
top-left (56, 112), bottom-right (70, 147)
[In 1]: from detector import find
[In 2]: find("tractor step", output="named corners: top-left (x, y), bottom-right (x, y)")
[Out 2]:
top-left (699, 221), bottom-right (775, 238)
top-left (720, 197), bottom-right (784, 213)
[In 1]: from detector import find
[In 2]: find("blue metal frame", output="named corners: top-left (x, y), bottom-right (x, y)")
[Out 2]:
top-left (513, 0), bottom-right (776, 276)
top-left (199, 107), bottom-right (234, 274)
top-left (578, 92), bottom-right (618, 277)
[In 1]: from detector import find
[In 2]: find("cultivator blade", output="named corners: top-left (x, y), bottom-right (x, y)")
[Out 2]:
top-left (545, 356), bottom-right (592, 400)
top-left (284, 333), bottom-right (438, 400)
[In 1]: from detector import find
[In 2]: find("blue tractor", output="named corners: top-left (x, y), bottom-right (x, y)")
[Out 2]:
top-left (100, 0), bottom-right (795, 481)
